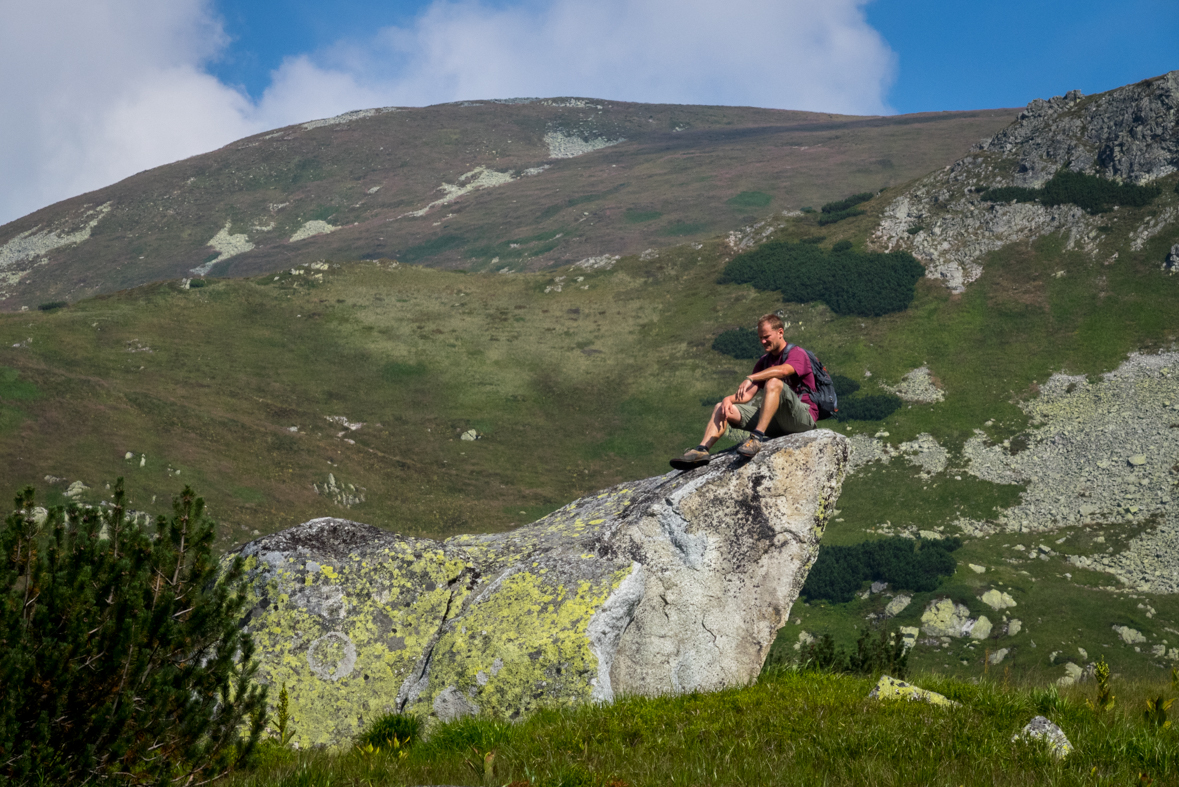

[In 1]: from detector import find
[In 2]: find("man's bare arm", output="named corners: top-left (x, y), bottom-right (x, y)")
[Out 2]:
top-left (745, 363), bottom-right (795, 385)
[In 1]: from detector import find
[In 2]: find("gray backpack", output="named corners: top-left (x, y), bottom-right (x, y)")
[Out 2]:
top-left (782, 344), bottom-right (838, 420)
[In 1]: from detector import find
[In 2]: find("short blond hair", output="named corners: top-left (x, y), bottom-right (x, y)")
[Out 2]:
top-left (758, 313), bottom-right (783, 332)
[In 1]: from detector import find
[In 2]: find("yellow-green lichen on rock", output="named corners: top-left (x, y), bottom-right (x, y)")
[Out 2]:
top-left (235, 430), bottom-right (849, 747)
top-left (868, 675), bottom-right (958, 706)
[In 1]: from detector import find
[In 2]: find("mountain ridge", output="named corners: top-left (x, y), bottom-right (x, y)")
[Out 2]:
top-left (0, 99), bottom-right (1013, 310)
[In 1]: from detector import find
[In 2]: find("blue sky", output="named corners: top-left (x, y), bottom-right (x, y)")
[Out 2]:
top-left (207, 0), bottom-right (1179, 112)
top-left (1, 0), bottom-right (1176, 226)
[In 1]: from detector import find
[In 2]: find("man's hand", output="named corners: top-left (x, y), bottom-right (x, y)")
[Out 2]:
top-left (733, 378), bottom-right (758, 403)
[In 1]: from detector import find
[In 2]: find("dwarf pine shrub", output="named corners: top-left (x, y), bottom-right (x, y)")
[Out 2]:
top-left (711, 327), bottom-right (764, 359)
top-left (720, 241), bottom-right (923, 317)
top-left (820, 192), bottom-right (875, 214)
top-left (835, 393), bottom-right (903, 421)
top-left (800, 536), bottom-right (961, 603)
top-left (831, 374), bottom-right (861, 398)
top-left (816, 208), bottom-right (864, 226)
top-left (0, 480), bottom-right (266, 785)
top-left (979, 169), bottom-right (1161, 214)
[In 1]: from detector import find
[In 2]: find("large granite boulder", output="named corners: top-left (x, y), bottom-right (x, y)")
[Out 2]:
top-left (236, 430), bottom-right (848, 746)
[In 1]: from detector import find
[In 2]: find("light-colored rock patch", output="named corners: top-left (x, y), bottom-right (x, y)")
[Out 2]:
top-left (921, 598), bottom-right (984, 638)
top-left (1058, 661), bottom-right (1084, 686)
top-left (846, 432), bottom-right (949, 479)
top-left (874, 194), bottom-right (1099, 293)
top-left (727, 220), bottom-right (781, 252)
top-left (290, 221), bottom-right (339, 243)
top-left (868, 675), bottom-right (957, 706)
top-left (0, 203), bottom-right (112, 291)
top-left (312, 473), bottom-right (365, 508)
top-left (970, 616), bottom-right (993, 640)
top-left (1130, 207), bottom-right (1177, 251)
top-left (981, 589), bottom-right (1017, 610)
top-left (961, 350), bottom-right (1179, 592)
top-left (897, 433), bottom-right (949, 476)
top-left (884, 367), bottom-right (945, 403)
top-left (573, 255), bottom-right (619, 271)
top-left (401, 167), bottom-right (516, 218)
top-left (543, 130), bottom-right (625, 159)
top-left (1112, 624), bottom-right (1146, 644)
top-left (1014, 716), bottom-right (1072, 759)
top-left (845, 434), bottom-right (895, 474)
top-left (884, 594), bottom-right (911, 617)
top-left (192, 221), bottom-right (254, 275)
top-left (300, 107), bottom-right (396, 131)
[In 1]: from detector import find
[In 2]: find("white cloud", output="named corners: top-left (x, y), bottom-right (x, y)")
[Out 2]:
top-left (359, 0), bottom-right (896, 112)
top-left (0, 0), bottom-right (895, 226)
top-left (0, 0), bottom-right (258, 225)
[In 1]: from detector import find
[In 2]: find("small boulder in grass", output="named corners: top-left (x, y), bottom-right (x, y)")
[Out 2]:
top-left (868, 675), bottom-right (958, 706)
top-left (1013, 716), bottom-right (1072, 759)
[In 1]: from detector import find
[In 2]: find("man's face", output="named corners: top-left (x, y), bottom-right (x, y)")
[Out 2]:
top-left (757, 322), bottom-right (786, 354)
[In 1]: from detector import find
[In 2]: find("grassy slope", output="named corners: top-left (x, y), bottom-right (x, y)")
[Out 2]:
top-left (1, 176), bottom-right (1178, 682)
top-left (230, 670), bottom-right (1179, 786)
top-left (0, 103), bottom-right (1014, 310)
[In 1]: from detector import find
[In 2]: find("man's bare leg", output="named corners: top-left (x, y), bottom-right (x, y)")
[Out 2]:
top-left (700, 398), bottom-right (740, 449)
top-left (753, 379), bottom-right (784, 434)
top-left (737, 379), bottom-right (783, 459)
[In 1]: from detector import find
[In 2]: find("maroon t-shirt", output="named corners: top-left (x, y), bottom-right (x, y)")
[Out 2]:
top-left (752, 345), bottom-right (818, 423)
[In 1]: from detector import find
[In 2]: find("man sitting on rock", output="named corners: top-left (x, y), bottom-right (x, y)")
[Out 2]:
top-left (671, 313), bottom-right (817, 469)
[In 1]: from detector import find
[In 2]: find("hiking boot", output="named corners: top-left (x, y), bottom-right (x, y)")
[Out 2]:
top-left (669, 447), bottom-right (711, 471)
top-left (736, 436), bottom-right (764, 459)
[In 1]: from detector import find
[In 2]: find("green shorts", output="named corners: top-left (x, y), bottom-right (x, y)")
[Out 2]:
top-left (732, 386), bottom-right (815, 437)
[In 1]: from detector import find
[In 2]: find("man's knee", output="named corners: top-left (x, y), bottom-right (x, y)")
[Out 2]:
top-left (763, 378), bottom-right (784, 393)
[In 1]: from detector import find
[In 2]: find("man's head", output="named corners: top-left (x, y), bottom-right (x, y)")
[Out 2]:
top-left (756, 313), bottom-right (787, 354)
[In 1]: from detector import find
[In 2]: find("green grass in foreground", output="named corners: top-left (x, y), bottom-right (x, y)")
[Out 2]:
top-left (229, 670), bottom-right (1179, 786)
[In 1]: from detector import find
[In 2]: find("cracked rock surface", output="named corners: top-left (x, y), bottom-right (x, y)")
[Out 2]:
top-left (235, 430), bottom-right (848, 745)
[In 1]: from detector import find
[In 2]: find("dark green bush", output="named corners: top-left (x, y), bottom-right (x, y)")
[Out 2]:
top-left (720, 241), bottom-right (924, 317)
top-left (800, 536), bottom-right (960, 603)
top-left (357, 712), bottom-right (421, 749)
top-left (979, 169), bottom-right (1161, 214)
top-left (796, 628), bottom-right (910, 679)
top-left (906, 225), bottom-right (923, 235)
top-left (836, 393), bottom-right (902, 421)
top-left (831, 240), bottom-right (853, 253)
top-left (711, 327), bottom-right (763, 359)
top-left (821, 192), bottom-right (875, 214)
top-left (831, 375), bottom-right (861, 397)
top-left (0, 481), bottom-right (266, 785)
top-left (189, 278), bottom-right (208, 288)
top-left (817, 208), bottom-right (865, 226)
top-left (36, 301), bottom-right (67, 311)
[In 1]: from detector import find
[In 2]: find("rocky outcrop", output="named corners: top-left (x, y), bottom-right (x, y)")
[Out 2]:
top-left (961, 350), bottom-right (1179, 592)
top-left (872, 71), bottom-right (1179, 292)
top-left (235, 430), bottom-right (848, 746)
